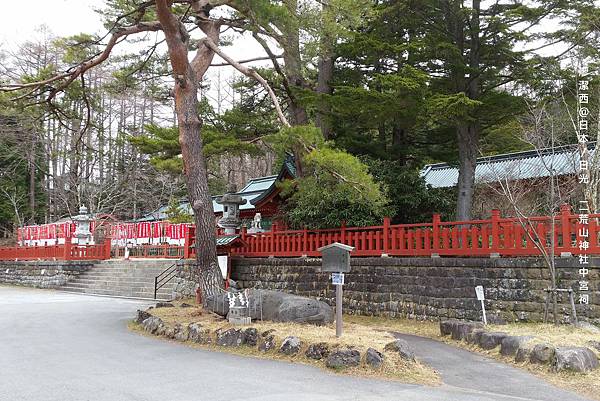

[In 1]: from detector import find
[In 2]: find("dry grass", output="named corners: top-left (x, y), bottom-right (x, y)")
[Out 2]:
top-left (139, 299), bottom-right (441, 385)
top-left (137, 301), bottom-right (600, 399)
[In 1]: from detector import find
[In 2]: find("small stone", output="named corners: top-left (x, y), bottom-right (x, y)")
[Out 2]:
top-left (530, 343), bottom-right (555, 364)
top-left (216, 328), bottom-right (245, 347)
top-left (500, 336), bottom-right (534, 357)
top-left (142, 316), bottom-right (164, 334)
top-left (466, 329), bottom-right (485, 345)
top-left (279, 336), bottom-right (302, 355)
top-left (258, 335), bottom-right (276, 352)
top-left (243, 328), bottom-right (258, 346)
top-left (305, 343), bottom-right (329, 360)
top-left (440, 320), bottom-right (458, 336)
top-left (451, 321), bottom-right (484, 341)
top-left (164, 326), bottom-right (176, 339)
top-left (515, 345), bottom-right (533, 363)
top-left (326, 349), bottom-right (361, 369)
top-left (261, 329), bottom-right (276, 337)
top-left (554, 347), bottom-right (599, 373)
top-left (173, 324), bottom-right (189, 342)
top-left (188, 323), bottom-right (212, 344)
top-left (588, 340), bottom-right (600, 353)
top-left (155, 302), bottom-right (174, 308)
top-left (180, 303), bottom-right (193, 308)
top-left (135, 309), bottom-right (152, 324)
top-left (478, 332), bottom-right (508, 350)
top-left (384, 339), bottom-right (415, 362)
top-left (366, 348), bottom-right (384, 369)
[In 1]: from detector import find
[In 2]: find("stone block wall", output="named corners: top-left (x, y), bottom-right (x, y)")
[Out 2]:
top-left (231, 257), bottom-right (600, 324)
top-left (0, 260), bottom-right (93, 288)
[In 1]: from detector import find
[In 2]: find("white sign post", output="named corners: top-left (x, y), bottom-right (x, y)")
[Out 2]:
top-left (475, 285), bottom-right (487, 325)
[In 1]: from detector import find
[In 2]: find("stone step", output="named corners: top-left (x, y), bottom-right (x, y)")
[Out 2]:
top-left (60, 286), bottom-right (172, 300)
top-left (69, 278), bottom-right (161, 285)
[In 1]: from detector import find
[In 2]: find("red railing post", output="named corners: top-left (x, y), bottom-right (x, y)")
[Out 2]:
top-left (103, 237), bottom-right (111, 260)
top-left (491, 209), bottom-right (500, 254)
top-left (383, 217), bottom-right (390, 255)
top-left (340, 221), bottom-right (346, 244)
top-left (560, 203), bottom-right (572, 252)
top-left (302, 227), bottom-right (308, 255)
top-left (270, 222), bottom-right (277, 255)
top-left (432, 214), bottom-right (440, 254)
top-left (64, 236), bottom-right (72, 261)
top-left (183, 227), bottom-right (192, 259)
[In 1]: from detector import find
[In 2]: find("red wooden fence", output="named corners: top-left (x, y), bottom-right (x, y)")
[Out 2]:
top-left (231, 205), bottom-right (599, 258)
top-left (1, 205), bottom-right (598, 260)
top-left (0, 237), bottom-right (110, 261)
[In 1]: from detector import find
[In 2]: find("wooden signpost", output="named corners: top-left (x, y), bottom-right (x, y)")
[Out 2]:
top-left (318, 242), bottom-right (354, 338)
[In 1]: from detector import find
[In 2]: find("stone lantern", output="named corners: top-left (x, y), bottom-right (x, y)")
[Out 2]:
top-left (73, 205), bottom-right (93, 244)
top-left (216, 184), bottom-right (247, 235)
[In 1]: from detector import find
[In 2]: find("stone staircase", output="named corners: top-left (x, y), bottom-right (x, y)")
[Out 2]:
top-left (59, 260), bottom-right (178, 300)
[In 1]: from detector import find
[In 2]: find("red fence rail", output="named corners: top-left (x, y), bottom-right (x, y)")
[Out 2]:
top-left (232, 205), bottom-right (599, 258)
top-left (0, 238), bottom-right (110, 261)
top-left (1, 205), bottom-right (598, 260)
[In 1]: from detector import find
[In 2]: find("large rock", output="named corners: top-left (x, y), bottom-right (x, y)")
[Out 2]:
top-left (384, 339), bottom-right (415, 362)
top-left (155, 302), bottom-right (174, 308)
top-left (188, 323), bottom-right (212, 344)
top-left (258, 335), bottom-right (276, 352)
top-left (466, 329), bottom-right (485, 345)
top-left (554, 347), bottom-right (599, 373)
top-left (451, 321), bottom-right (484, 341)
top-left (500, 336), bottom-right (534, 357)
top-left (440, 320), bottom-right (459, 336)
top-left (216, 328), bottom-right (245, 347)
top-left (588, 340), bottom-right (600, 353)
top-left (173, 324), bottom-right (189, 342)
top-left (142, 316), bottom-right (164, 334)
top-left (515, 345), bottom-right (533, 363)
top-left (279, 336), bottom-right (302, 355)
top-left (478, 332), bottom-right (508, 350)
top-left (326, 349), bottom-right (361, 369)
top-left (366, 348), bottom-right (384, 369)
top-left (530, 343), bottom-right (555, 364)
top-left (206, 289), bottom-right (334, 325)
top-left (305, 342), bottom-right (329, 360)
top-left (135, 309), bottom-right (152, 324)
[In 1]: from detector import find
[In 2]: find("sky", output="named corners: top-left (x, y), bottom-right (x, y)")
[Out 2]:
top-left (0, 0), bottom-right (270, 109)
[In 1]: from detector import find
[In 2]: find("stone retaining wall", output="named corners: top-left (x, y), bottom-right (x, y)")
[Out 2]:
top-left (0, 260), bottom-right (94, 288)
top-left (230, 257), bottom-right (600, 324)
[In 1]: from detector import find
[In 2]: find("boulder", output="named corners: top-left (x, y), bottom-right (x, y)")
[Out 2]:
top-left (243, 328), bottom-right (259, 347)
top-left (206, 289), bottom-right (334, 325)
top-left (135, 309), bottom-right (152, 324)
top-left (173, 324), bottom-right (189, 342)
top-left (155, 302), bottom-right (174, 308)
top-left (142, 316), bottom-right (164, 334)
top-left (515, 345), bottom-right (533, 363)
top-left (440, 320), bottom-right (458, 336)
top-left (554, 347), bottom-right (599, 373)
top-left (530, 343), bottom-right (555, 364)
top-left (366, 348), bottom-right (384, 369)
top-left (451, 321), bottom-right (484, 341)
top-left (261, 329), bottom-right (276, 337)
top-left (500, 336), bottom-right (534, 357)
top-left (326, 349), bottom-right (361, 369)
top-left (258, 335), bottom-right (276, 352)
top-left (164, 325), bottom-right (176, 339)
top-left (279, 336), bottom-right (302, 355)
top-left (216, 328), bottom-right (245, 347)
top-left (180, 303), bottom-right (193, 308)
top-left (188, 323), bottom-right (211, 344)
top-left (384, 339), bottom-right (415, 362)
top-left (305, 343), bottom-right (330, 360)
top-left (466, 329), bottom-right (485, 345)
top-left (478, 332), bottom-right (508, 350)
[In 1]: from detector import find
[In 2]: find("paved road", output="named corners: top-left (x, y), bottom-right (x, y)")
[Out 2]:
top-left (0, 286), bottom-right (591, 401)
top-left (394, 333), bottom-right (590, 401)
